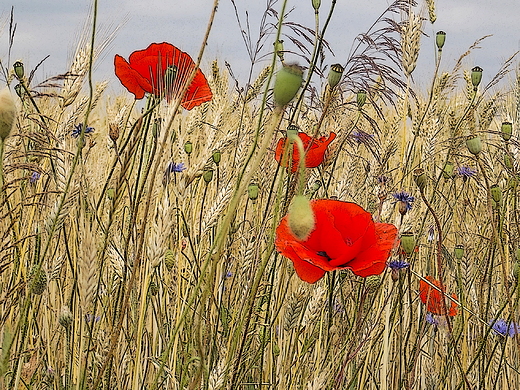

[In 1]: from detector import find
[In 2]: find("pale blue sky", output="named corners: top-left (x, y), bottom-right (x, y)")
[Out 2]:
top-left (3, 0), bottom-right (520, 93)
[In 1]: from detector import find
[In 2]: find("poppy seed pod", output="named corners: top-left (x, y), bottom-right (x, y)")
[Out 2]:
top-left (248, 182), bottom-right (259, 201)
top-left (413, 168), bottom-right (427, 191)
top-left (203, 168), bottom-right (214, 183)
top-left (471, 66), bottom-right (483, 89)
top-left (286, 124), bottom-right (299, 139)
top-left (184, 140), bottom-right (193, 155)
top-left (273, 64), bottom-right (304, 107)
top-left (14, 83), bottom-right (23, 98)
top-left (442, 161), bottom-right (454, 179)
top-left (357, 90), bottom-right (367, 109)
top-left (501, 121), bottom-right (512, 141)
top-left (13, 61), bottom-right (25, 80)
top-left (0, 87), bottom-right (16, 141)
top-left (212, 149), bottom-right (221, 165)
top-left (287, 195), bottom-right (315, 241)
top-left (436, 31), bottom-right (446, 50)
top-left (312, 0), bottom-right (321, 10)
top-left (454, 244), bottom-right (464, 260)
top-left (327, 64), bottom-right (344, 89)
top-left (466, 135), bottom-right (482, 155)
top-left (490, 184), bottom-right (502, 203)
top-left (400, 232), bottom-right (416, 255)
top-left (504, 153), bottom-right (514, 169)
top-left (273, 40), bottom-right (285, 62)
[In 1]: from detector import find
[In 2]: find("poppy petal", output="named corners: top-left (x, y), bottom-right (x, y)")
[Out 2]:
top-left (419, 276), bottom-right (458, 316)
top-left (114, 55), bottom-right (152, 99)
top-left (305, 132), bottom-right (336, 168)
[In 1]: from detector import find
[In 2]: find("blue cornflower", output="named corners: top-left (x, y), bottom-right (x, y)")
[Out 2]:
top-left (84, 314), bottom-right (101, 323)
top-left (392, 191), bottom-right (415, 215)
top-left (388, 260), bottom-right (410, 270)
top-left (29, 171), bottom-right (41, 183)
top-left (426, 312), bottom-right (439, 326)
top-left (456, 166), bottom-right (477, 180)
top-left (350, 130), bottom-right (375, 144)
top-left (72, 123), bottom-right (95, 138)
top-left (167, 162), bottom-right (186, 173)
top-left (225, 271), bottom-right (233, 278)
top-left (490, 319), bottom-right (520, 337)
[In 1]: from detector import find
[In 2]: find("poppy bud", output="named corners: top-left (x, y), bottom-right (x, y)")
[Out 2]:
top-left (287, 195), bottom-right (315, 241)
top-left (400, 232), bottom-right (416, 255)
top-left (13, 61), bottom-right (25, 80)
top-left (471, 66), bottom-right (483, 89)
top-left (203, 168), bottom-right (214, 183)
top-left (0, 87), bottom-right (16, 141)
top-left (273, 40), bottom-right (285, 62)
top-left (365, 275), bottom-right (381, 293)
top-left (327, 64), bottom-right (344, 89)
top-left (501, 121), bottom-right (512, 141)
top-left (504, 153), bottom-right (514, 169)
top-left (59, 306), bottom-right (73, 329)
top-left (442, 161), bottom-right (454, 179)
top-left (490, 184), bottom-right (502, 203)
top-left (312, 0), bottom-right (321, 10)
top-left (357, 90), bottom-right (367, 109)
top-left (164, 249), bottom-right (175, 270)
top-left (248, 182), bottom-right (259, 201)
top-left (184, 141), bottom-right (193, 155)
top-left (436, 31), bottom-right (446, 50)
top-left (212, 149), bottom-right (221, 165)
top-left (273, 64), bottom-right (304, 107)
top-left (454, 244), bottom-right (464, 260)
top-left (466, 135), bottom-right (482, 156)
top-left (413, 168), bottom-right (427, 191)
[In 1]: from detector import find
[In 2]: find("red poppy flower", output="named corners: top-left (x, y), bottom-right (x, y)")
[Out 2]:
top-left (275, 199), bottom-right (398, 283)
top-left (419, 276), bottom-right (458, 316)
top-left (114, 42), bottom-right (212, 110)
top-left (274, 132), bottom-right (336, 172)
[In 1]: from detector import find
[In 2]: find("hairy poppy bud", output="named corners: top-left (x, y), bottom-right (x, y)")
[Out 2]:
top-left (490, 184), bottom-right (502, 203)
top-left (327, 64), bottom-right (344, 89)
top-left (471, 66), bottom-right (483, 89)
top-left (184, 140), bottom-right (193, 155)
top-left (212, 149), bottom-right (221, 165)
top-left (442, 161), bottom-right (454, 179)
top-left (273, 40), bottom-right (284, 62)
top-left (13, 61), bottom-right (25, 80)
top-left (248, 182), bottom-right (259, 201)
top-left (273, 64), bottom-right (304, 107)
top-left (466, 135), bottom-right (482, 156)
top-left (400, 232), bottom-right (416, 255)
top-left (436, 31), bottom-right (446, 50)
top-left (288, 195), bottom-right (315, 240)
top-left (501, 121), bottom-right (512, 141)
top-left (0, 87), bottom-right (16, 141)
top-left (357, 90), bottom-right (367, 109)
top-left (413, 168), bottom-right (427, 191)
top-left (203, 168), bottom-right (213, 183)
top-left (454, 244), bottom-right (464, 260)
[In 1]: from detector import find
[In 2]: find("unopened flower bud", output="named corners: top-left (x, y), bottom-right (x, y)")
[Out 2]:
top-left (490, 184), bottom-right (502, 203)
top-left (273, 63), bottom-right (304, 107)
top-left (13, 61), bottom-right (25, 80)
top-left (327, 64), bottom-right (344, 89)
top-left (471, 66), bottom-right (483, 89)
top-left (466, 135), bottom-right (482, 156)
top-left (501, 121), bottom-right (512, 141)
top-left (413, 168), bottom-right (427, 191)
top-left (288, 195), bottom-right (315, 240)
top-left (59, 306), bottom-right (73, 329)
top-left (248, 182), bottom-right (259, 201)
top-left (184, 141), bottom-right (193, 155)
top-left (454, 244), bottom-right (464, 260)
top-left (212, 149), bottom-right (221, 165)
top-left (442, 161), bottom-right (454, 179)
top-left (357, 90), bottom-right (367, 109)
top-left (0, 87), bottom-right (16, 141)
top-left (400, 232), bottom-right (416, 255)
top-left (436, 31), bottom-right (446, 50)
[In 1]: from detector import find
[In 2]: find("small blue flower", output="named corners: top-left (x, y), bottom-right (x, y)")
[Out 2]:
top-left (225, 271), bottom-right (233, 278)
top-left (490, 319), bottom-right (519, 337)
top-left (456, 166), bottom-right (477, 179)
top-left (72, 123), bottom-right (95, 138)
top-left (392, 191), bottom-right (415, 211)
top-left (167, 162), bottom-right (186, 173)
top-left (388, 260), bottom-right (410, 270)
top-left (350, 130), bottom-right (375, 144)
top-left (29, 171), bottom-right (41, 183)
top-left (84, 314), bottom-right (101, 323)
top-left (426, 312), bottom-right (439, 326)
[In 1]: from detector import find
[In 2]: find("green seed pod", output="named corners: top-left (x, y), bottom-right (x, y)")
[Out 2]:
top-left (288, 195), bottom-right (315, 240)
top-left (248, 182), bottom-right (259, 201)
top-left (164, 249), bottom-right (175, 271)
top-left (466, 135), bottom-right (482, 156)
top-left (184, 141), bottom-right (193, 155)
top-left (509, 176), bottom-right (518, 189)
top-left (273, 344), bottom-right (281, 356)
top-left (413, 168), bottom-right (427, 191)
top-left (59, 306), bottom-right (73, 329)
top-left (106, 188), bottom-right (115, 200)
top-left (471, 66), bottom-right (483, 89)
top-left (13, 61), bottom-right (25, 80)
top-left (14, 83), bottom-right (23, 98)
top-left (0, 87), bottom-right (16, 141)
top-left (149, 280), bottom-right (159, 296)
top-left (273, 63), bottom-right (304, 107)
top-left (501, 121), bottom-right (512, 141)
top-left (327, 63), bottom-right (344, 89)
top-left (365, 275), bottom-right (381, 293)
top-left (504, 153), bottom-right (514, 169)
top-left (490, 184), bottom-right (502, 203)
top-left (312, 0), bottom-right (321, 10)
top-left (400, 232), bottom-right (416, 255)
top-left (442, 161), bottom-right (454, 179)
top-left (436, 31), bottom-right (446, 50)
top-left (310, 180), bottom-right (321, 192)
top-left (203, 168), bottom-right (214, 183)
top-left (454, 244), bottom-right (464, 260)
top-left (357, 90), bottom-right (367, 109)
top-left (30, 266), bottom-right (47, 295)
top-left (273, 40), bottom-right (284, 62)
top-left (212, 149), bottom-right (221, 165)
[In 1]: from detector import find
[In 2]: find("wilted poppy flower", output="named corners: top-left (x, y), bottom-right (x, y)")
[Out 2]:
top-left (275, 132), bottom-right (336, 172)
top-left (114, 42), bottom-right (212, 110)
top-left (419, 276), bottom-right (458, 316)
top-left (275, 199), bottom-right (398, 283)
